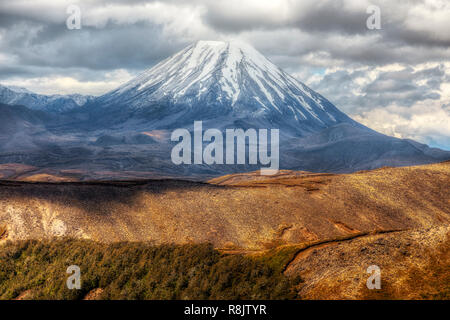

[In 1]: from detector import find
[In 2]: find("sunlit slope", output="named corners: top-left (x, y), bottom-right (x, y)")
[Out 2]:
top-left (0, 162), bottom-right (448, 249)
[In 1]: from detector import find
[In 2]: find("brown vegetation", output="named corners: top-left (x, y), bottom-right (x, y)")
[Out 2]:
top-left (284, 226), bottom-right (449, 299)
top-left (0, 162), bottom-right (449, 249)
top-left (0, 162), bottom-right (448, 300)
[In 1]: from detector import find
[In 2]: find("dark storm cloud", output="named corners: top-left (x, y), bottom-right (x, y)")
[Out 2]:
top-left (1, 0), bottom-right (449, 73)
top-left (29, 23), bottom-right (180, 70)
top-left (202, 1), bottom-right (367, 34)
top-left (201, 0), bottom-right (450, 44)
top-left (310, 65), bottom-right (446, 115)
top-left (200, 0), bottom-right (450, 67)
top-left (1, 0), bottom-right (448, 99)
top-left (0, 12), bottom-right (20, 27)
top-left (0, 0), bottom-right (195, 75)
top-left (289, 2), bottom-right (369, 35)
top-left (0, 65), bottom-right (32, 78)
top-left (385, 25), bottom-right (450, 48)
top-left (0, 19), bottom-right (186, 73)
top-left (363, 67), bottom-right (443, 108)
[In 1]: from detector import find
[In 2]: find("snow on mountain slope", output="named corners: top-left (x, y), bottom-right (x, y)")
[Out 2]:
top-left (4, 85), bottom-right (34, 94)
top-left (0, 42), bottom-right (448, 176)
top-left (0, 85), bottom-right (94, 112)
top-left (96, 41), bottom-right (357, 132)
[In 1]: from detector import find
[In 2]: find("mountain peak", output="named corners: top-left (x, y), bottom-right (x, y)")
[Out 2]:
top-left (192, 39), bottom-right (263, 56)
top-left (97, 40), bottom-right (356, 133)
top-left (194, 40), bottom-right (228, 47)
top-left (3, 85), bottom-right (35, 94)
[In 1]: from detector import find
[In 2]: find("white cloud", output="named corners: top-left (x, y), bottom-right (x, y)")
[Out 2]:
top-left (353, 101), bottom-right (450, 149)
top-left (302, 62), bottom-right (450, 149)
top-left (1, 69), bottom-right (133, 95)
top-left (403, 0), bottom-right (450, 43)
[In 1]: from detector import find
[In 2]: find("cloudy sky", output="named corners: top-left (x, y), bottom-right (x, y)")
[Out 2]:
top-left (1, 0), bottom-right (449, 149)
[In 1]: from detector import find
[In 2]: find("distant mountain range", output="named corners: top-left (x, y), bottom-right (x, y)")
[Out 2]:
top-left (0, 40), bottom-right (449, 179)
top-left (0, 84), bottom-right (94, 112)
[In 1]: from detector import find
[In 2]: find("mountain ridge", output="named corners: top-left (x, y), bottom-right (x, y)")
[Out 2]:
top-left (1, 162), bottom-right (449, 247)
top-left (0, 84), bottom-right (94, 113)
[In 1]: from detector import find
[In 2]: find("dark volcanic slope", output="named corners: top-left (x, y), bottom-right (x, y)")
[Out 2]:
top-left (0, 162), bottom-right (449, 249)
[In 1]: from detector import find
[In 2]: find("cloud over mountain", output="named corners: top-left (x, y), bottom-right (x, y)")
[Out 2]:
top-left (0, 0), bottom-right (449, 148)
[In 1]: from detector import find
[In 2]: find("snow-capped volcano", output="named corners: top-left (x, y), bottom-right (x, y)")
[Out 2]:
top-left (1, 41), bottom-right (449, 176)
top-left (96, 41), bottom-right (356, 133)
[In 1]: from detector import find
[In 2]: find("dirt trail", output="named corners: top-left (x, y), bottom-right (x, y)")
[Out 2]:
top-left (0, 224), bottom-right (7, 241)
top-left (283, 229), bottom-right (404, 274)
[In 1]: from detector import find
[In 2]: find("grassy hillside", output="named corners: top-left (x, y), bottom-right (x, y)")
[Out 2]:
top-left (285, 226), bottom-right (450, 300)
top-left (1, 162), bottom-right (449, 249)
